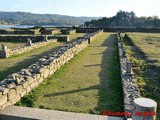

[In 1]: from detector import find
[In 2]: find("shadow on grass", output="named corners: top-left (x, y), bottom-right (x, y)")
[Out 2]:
top-left (93, 34), bottom-right (124, 114)
top-left (84, 64), bottom-right (101, 67)
top-left (0, 43), bottom-right (65, 80)
top-left (43, 34), bottom-right (124, 114)
top-left (123, 36), bottom-right (160, 119)
top-left (44, 85), bottom-right (100, 97)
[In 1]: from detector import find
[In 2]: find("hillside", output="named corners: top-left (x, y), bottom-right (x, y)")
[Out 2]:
top-left (85, 10), bottom-right (160, 27)
top-left (0, 11), bottom-right (98, 26)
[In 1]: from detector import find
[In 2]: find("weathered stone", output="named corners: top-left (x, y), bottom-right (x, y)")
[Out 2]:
top-left (27, 38), bottom-right (32, 46)
top-left (7, 89), bottom-right (16, 101)
top-left (2, 101), bottom-right (12, 109)
top-left (49, 70), bottom-right (54, 75)
top-left (35, 81), bottom-right (39, 87)
top-left (38, 67), bottom-right (45, 73)
top-left (43, 69), bottom-right (50, 78)
top-left (133, 98), bottom-right (157, 120)
top-left (30, 82), bottom-right (36, 89)
top-left (21, 81), bottom-right (29, 89)
top-left (6, 79), bottom-right (16, 84)
top-left (0, 86), bottom-right (9, 95)
top-left (26, 86), bottom-right (31, 93)
top-left (32, 74), bottom-right (37, 80)
top-left (0, 91), bottom-right (2, 97)
top-left (126, 60), bottom-right (132, 74)
top-left (0, 30), bottom-right (104, 110)
top-left (26, 76), bottom-right (35, 84)
top-left (22, 69), bottom-right (32, 76)
top-left (39, 58), bottom-right (46, 62)
top-left (15, 85), bottom-right (23, 94)
top-left (11, 94), bottom-right (20, 104)
top-left (117, 32), bottom-right (142, 116)
top-left (38, 77), bottom-right (44, 83)
top-left (1, 101), bottom-right (12, 109)
top-left (0, 94), bottom-right (7, 106)
top-left (16, 77), bottom-right (24, 84)
top-left (36, 74), bottom-right (41, 79)
top-left (1, 44), bottom-right (7, 51)
top-left (0, 80), bottom-right (7, 86)
top-left (7, 82), bottom-right (16, 89)
top-left (20, 89), bottom-right (26, 97)
top-left (7, 73), bottom-right (19, 79)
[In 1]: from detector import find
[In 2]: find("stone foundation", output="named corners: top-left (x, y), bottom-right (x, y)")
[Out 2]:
top-left (0, 30), bottom-right (103, 110)
top-left (117, 32), bottom-right (141, 119)
top-left (0, 38), bottom-right (57, 58)
top-left (52, 35), bottom-right (69, 42)
top-left (0, 35), bottom-right (69, 43)
top-left (60, 29), bottom-right (76, 35)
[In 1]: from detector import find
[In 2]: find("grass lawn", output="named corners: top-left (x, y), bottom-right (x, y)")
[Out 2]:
top-left (0, 33), bottom-right (85, 81)
top-left (0, 41), bottom-right (26, 49)
top-left (123, 33), bottom-right (160, 119)
top-left (68, 33), bottom-right (86, 42)
top-left (17, 33), bottom-right (123, 115)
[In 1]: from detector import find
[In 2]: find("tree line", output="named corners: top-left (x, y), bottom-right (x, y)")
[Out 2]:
top-left (84, 10), bottom-right (160, 27)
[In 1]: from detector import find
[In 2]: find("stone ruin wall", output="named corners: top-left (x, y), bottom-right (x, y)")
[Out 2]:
top-left (0, 35), bottom-right (48, 42)
top-left (12, 40), bottom-right (57, 58)
top-left (117, 32), bottom-right (141, 118)
top-left (0, 38), bottom-right (57, 58)
top-left (0, 35), bottom-right (71, 58)
top-left (0, 30), bottom-right (103, 110)
top-left (0, 35), bottom-right (68, 43)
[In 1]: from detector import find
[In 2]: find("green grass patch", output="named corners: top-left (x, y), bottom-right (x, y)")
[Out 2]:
top-left (16, 33), bottom-right (123, 115)
top-left (123, 33), bottom-right (160, 119)
top-left (0, 33), bottom-right (85, 80)
top-left (0, 41), bottom-right (26, 49)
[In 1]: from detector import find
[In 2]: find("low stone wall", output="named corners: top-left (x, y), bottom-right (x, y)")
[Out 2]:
top-left (14, 30), bottom-right (36, 35)
top-left (78, 29), bottom-right (103, 43)
top-left (0, 35), bottom-right (68, 43)
top-left (0, 37), bottom-right (57, 58)
top-left (0, 30), bottom-right (103, 110)
top-left (51, 35), bottom-right (69, 42)
top-left (76, 28), bottom-right (99, 33)
top-left (0, 30), bottom-right (7, 34)
top-left (117, 32), bottom-right (141, 118)
top-left (0, 35), bottom-right (46, 42)
top-left (75, 27), bottom-right (160, 33)
top-left (60, 29), bottom-right (76, 35)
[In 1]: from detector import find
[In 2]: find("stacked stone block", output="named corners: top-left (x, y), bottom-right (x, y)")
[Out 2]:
top-left (0, 30), bottom-right (103, 110)
top-left (0, 38), bottom-right (57, 58)
top-left (117, 32), bottom-right (141, 118)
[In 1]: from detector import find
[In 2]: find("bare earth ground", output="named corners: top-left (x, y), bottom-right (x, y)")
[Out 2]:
top-left (17, 33), bottom-right (123, 115)
top-left (123, 32), bottom-right (160, 119)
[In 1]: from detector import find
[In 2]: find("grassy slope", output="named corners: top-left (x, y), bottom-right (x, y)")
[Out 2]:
top-left (0, 33), bottom-right (86, 80)
top-left (123, 32), bottom-right (160, 119)
top-left (17, 33), bottom-right (123, 115)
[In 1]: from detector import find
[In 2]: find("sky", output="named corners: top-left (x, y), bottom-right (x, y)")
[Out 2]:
top-left (0, 0), bottom-right (160, 17)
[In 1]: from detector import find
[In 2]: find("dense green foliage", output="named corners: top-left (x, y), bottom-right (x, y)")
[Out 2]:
top-left (0, 11), bottom-right (98, 26)
top-left (85, 10), bottom-right (160, 27)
